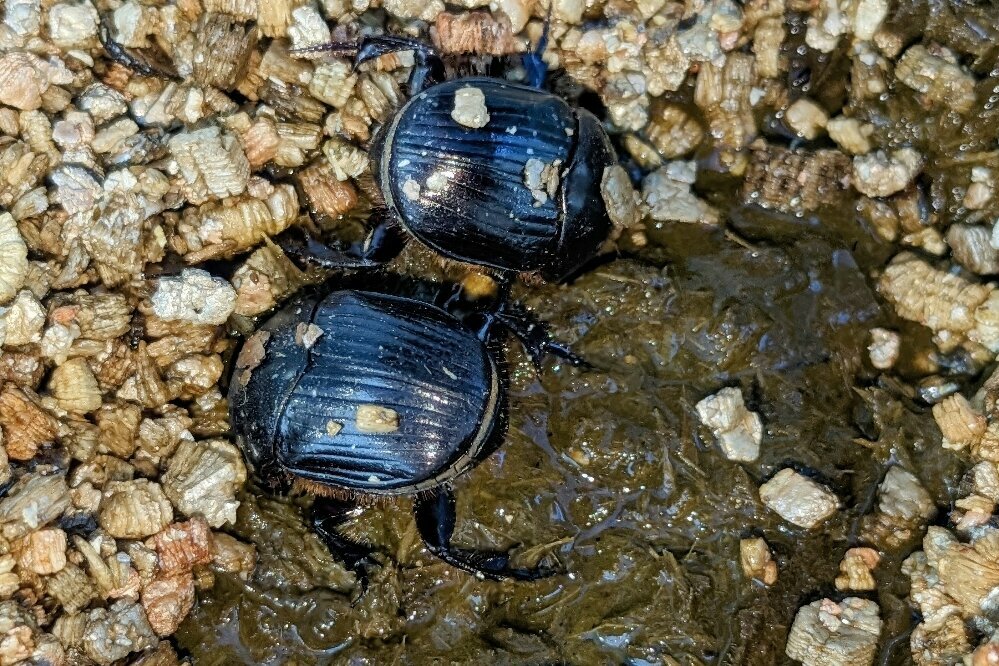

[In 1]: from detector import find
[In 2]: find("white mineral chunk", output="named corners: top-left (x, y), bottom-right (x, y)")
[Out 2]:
top-left (523, 158), bottom-right (562, 206)
top-left (642, 162), bottom-right (720, 225)
top-left (877, 466), bottom-right (934, 522)
top-left (288, 5), bottom-right (331, 51)
top-left (151, 269), bottom-right (236, 326)
top-left (867, 328), bottom-right (900, 369)
top-left (402, 178), bottom-right (421, 201)
top-left (82, 600), bottom-right (157, 665)
top-left (1, 290), bottom-right (45, 347)
top-left (853, 148), bottom-right (922, 198)
top-left (0, 213), bottom-right (27, 306)
top-left (695, 387), bottom-right (763, 462)
top-left (786, 98), bottom-right (829, 140)
top-left (451, 86), bottom-right (490, 128)
top-left (760, 468), bottom-right (839, 528)
top-left (48, 1), bottom-right (99, 48)
top-left (785, 597), bottom-right (882, 666)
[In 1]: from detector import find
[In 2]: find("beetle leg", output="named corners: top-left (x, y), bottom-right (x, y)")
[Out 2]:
top-left (414, 488), bottom-right (557, 581)
top-left (275, 221), bottom-right (403, 271)
top-left (310, 497), bottom-right (379, 595)
top-left (492, 302), bottom-right (590, 370)
top-left (354, 36), bottom-right (445, 95)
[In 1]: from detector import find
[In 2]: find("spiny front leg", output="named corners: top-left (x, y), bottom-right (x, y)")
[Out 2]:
top-left (413, 487), bottom-right (557, 581)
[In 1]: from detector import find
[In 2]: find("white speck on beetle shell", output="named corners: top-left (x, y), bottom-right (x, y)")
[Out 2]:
top-left (506, 126), bottom-right (518, 134)
top-left (426, 171), bottom-right (448, 192)
top-left (442, 366), bottom-right (457, 380)
top-left (402, 178), bottom-right (421, 201)
top-left (326, 421), bottom-right (343, 437)
top-left (565, 128), bottom-right (574, 136)
top-left (523, 158), bottom-right (563, 207)
top-left (368, 475), bottom-right (380, 483)
top-left (451, 86), bottom-right (490, 128)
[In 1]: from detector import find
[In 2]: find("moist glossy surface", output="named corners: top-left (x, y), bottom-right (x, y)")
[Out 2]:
top-left (385, 78), bottom-right (575, 273)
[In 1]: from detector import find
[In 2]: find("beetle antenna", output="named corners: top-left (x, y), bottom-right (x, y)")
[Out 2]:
top-left (523, 3), bottom-right (552, 88)
top-left (535, 2), bottom-right (552, 59)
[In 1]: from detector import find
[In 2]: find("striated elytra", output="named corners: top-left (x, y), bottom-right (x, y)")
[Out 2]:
top-left (372, 76), bottom-right (618, 281)
top-left (228, 284), bottom-right (564, 581)
top-left (229, 290), bottom-right (498, 495)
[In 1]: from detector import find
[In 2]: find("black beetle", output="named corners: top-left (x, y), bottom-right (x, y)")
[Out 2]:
top-left (284, 31), bottom-right (623, 283)
top-left (228, 277), bottom-right (563, 581)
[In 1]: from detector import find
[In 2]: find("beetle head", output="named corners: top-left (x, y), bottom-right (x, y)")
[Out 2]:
top-left (547, 109), bottom-right (618, 282)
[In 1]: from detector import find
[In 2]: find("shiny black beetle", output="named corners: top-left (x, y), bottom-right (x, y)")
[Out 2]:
top-left (228, 278), bottom-right (563, 581)
top-left (286, 32), bottom-right (621, 282)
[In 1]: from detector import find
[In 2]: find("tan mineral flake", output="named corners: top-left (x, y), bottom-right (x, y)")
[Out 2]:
top-left (451, 86), bottom-right (491, 128)
top-left (48, 2), bottom-right (100, 48)
top-left (694, 53), bottom-right (756, 151)
top-left (645, 104), bottom-right (704, 160)
top-left (296, 160), bottom-right (359, 218)
top-left (210, 532), bottom-right (257, 580)
top-left (48, 358), bottom-right (103, 414)
top-left (176, 184), bottom-right (298, 261)
top-left (0, 53), bottom-right (54, 111)
top-left (0, 386), bottom-right (58, 461)
top-left (141, 571), bottom-right (195, 637)
top-left (16, 528), bottom-right (67, 575)
top-left (742, 146), bottom-right (852, 214)
top-left (1, 290), bottom-right (45, 347)
top-left (356, 405), bottom-right (400, 434)
top-left (308, 61), bottom-right (357, 109)
top-left (0, 556), bottom-right (17, 600)
top-left (643, 162), bottom-right (720, 225)
top-left (162, 439), bottom-right (247, 528)
top-left (0, 600), bottom-right (40, 666)
top-left (99, 480), bottom-right (174, 540)
top-left (0, 474), bottom-right (71, 540)
top-left (46, 563), bottom-right (95, 614)
top-left (879, 253), bottom-right (997, 353)
top-left (827, 116), bottom-right (873, 155)
top-left (150, 269), bottom-right (236, 327)
top-left (191, 15), bottom-right (257, 91)
top-left (739, 537), bottom-right (777, 585)
top-left (149, 518), bottom-right (213, 575)
top-left (948, 224), bottom-right (999, 276)
top-left (785, 597), bottom-right (881, 666)
top-left (834, 547), bottom-right (880, 591)
top-left (896, 45), bottom-right (976, 114)
top-left (785, 98), bottom-right (828, 140)
top-left (168, 125), bottom-right (250, 205)
top-left (433, 10), bottom-right (514, 55)
top-left (867, 328), bottom-right (900, 369)
top-left (600, 165), bottom-right (642, 240)
top-left (933, 394), bottom-right (986, 451)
